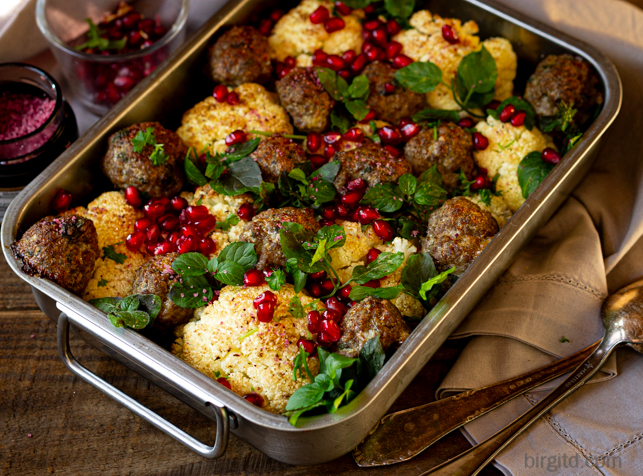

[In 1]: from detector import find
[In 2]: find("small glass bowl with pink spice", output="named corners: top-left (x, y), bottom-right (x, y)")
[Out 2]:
top-left (36, 0), bottom-right (189, 115)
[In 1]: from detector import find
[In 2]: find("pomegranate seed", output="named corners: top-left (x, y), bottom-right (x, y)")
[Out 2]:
top-left (185, 205), bottom-right (209, 222)
top-left (322, 309), bottom-right (341, 323)
top-left (511, 111), bottom-right (526, 127)
top-left (52, 189), bottom-right (72, 212)
top-left (145, 224), bottom-right (161, 243)
top-left (126, 231), bottom-right (145, 252)
top-left (342, 50), bottom-right (357, 64)
top-left (226, 129), bottom-right (247, 146)
top-left (441, 24), bottom-right (459, 44)
top-left (145, 242), bottom-right (156, 255)
top-left (373, 220), bottom-right (394, 241)
top-left (310, 270), bottom-right (328, 280)
top-left (256, 302), bottom-right (275, 322)
top-left (122, 12), bottom-right (141, 30)
top-left (473, 132), bottom-right (489, 151)
top-left (326, 54), bottom-right (345, 71)
top-left (365, 47), bottom-right (384, 62)
top-left (137, 18), bottom-right (155, 35)
top-left (351, 53), bottom-right (367, 73)
top-left (334, 1), bottom-right (352, 15)
top-left (337, 69), bottom-right (350, 81)
top-left (217, 377), bottom-right (231, 389)
top-left (310, 6), bottom-right (330, 24)
top-left (339, 285), bottom-right (352, 300)
top-left (309, 154), bottom-right (328, 169)
top-left (297, 338), bottom-right (317, 355)
top-left (308, 282), bottom-right (322, 298)
top-left (124, 186), bottom-right (141, 207)
top-left (398, 117), bottom-right (412, 128)
top-left (284, 56), bottom-right (296, 68)
top-left (237, 202), bottom-right (255, 221)
top-left (307, 310), bottom-right (321, 332)
top-left (176, 235), bottom-right (197, 254)
top-left (134, 218), bottom-right (153, 232)
top-left (320, 279), bottom-right (335, 294)
top-left (168, 231), bottom-right (181, 244)
top-left (364, 19), bottom-right (382, 30)
top-left (312, 48), bottom-right (327, 65)
top-left (401, 122), bottom-right (421, 140)
top-left (320, 319), bottom-right (341, 342)
top-left (160, 215), bottom-right (180, 231)
top-left (323, 143), bottom-right (336, 159)
top-left (198, 237), bottom-right (216, 255)
top-left (181, 225), bottom-right (200, 238)
top-left (154, 241), bottom-right (175, 255)
top-left (383, 145), bottom-right (401, 158)
top-left (213, 84), bottom-right (229, 102)
top-left (195, 215), bottom-right (217, 234)
top-left (341, 191), bottom-right (363, 207)
top-left (361, 28), bottom-right (372, 42)
top-left (386, 41), bottom-right (403, 60)
top-left (227, 91), bottom-right (240, 105)
top-left (150, 196), bottom-right (170, 208)
top-left (253, 290), bottom-right (277, 308)
top-left (325, 296), bottom-right (348, 317)
top-left (357, 206), bottom-right (380, 225)
top-left (325, 17), bottom-right (345, 33)
top-left (458, 117), bottom-right (475, 129)
top-left (346, 177), bottom-right (366, 191)
top-left (499, 104), bottom-right (516, 123)
top-left (391, 54), bottom-right (414, 69)
top-left (378, 125), bottom-right (403, 144)
top-left (143, 202), bottom-right (165, 220)
top-left (307, 132), bottom-right (322, 152)
top-left (321, 207), bottom-right (337, 220)
top-left (270, 10), bottom-right (284, 21)
top-left (364, 4), bottom-right (376, 14)
top-left (366, 247), bottom-right (381, 263)
top-left (359, 110), bottom-right (376, 124)
top-left (486, 99), bottom-right (501, 110)
top-left (542, 147), bottom-right (562, 165)
top-left (470, 175), bottom-right (487, 191)
top-left (169, 196), bottom-right (188, 212)
top-left (363, 278), bottom-right (381, 288)
top-left (258, 18), bottom-right (272, 36)
top-left (317, 331), bottom-right (333, 346)
top-left (371, 28), bottom-right (388, 47)
top-left (278, 66), bottom-right (292, 80)
top-left (243, 392), bottom-right (264, 407)
top-left (383, 82), bottom-right (395, 94)
top-left (152, 25), bottom-right (167, 39)
top-left (324, 131), bottom-right (343, 145)
top-left (336, 204), bottom-right (351, 218)
top-left (387, 19), bottom-right (401, 36)
top-left (244, 269), bottom-right (266, 286)
top-left (351, 209), bottom-right (360, 222)
top-left (320, 217), bottom-right (335, 227)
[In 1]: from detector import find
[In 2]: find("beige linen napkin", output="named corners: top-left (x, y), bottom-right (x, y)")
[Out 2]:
top-left (437, 1), bottom-right (643, 474)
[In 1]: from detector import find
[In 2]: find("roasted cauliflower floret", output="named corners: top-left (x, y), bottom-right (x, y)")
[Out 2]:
top-left (464, 194), bottom-right (513, 229)
top-left (269, 0), bottom-right (364, 65)
top-left (176, 83), bottom-right (293, 156)
top-left (394, 10), bottom-right (517, 110)
top-left (473, 115), bottom-right (556, 212)
top-left (172, 284), bottom-right (320, 413)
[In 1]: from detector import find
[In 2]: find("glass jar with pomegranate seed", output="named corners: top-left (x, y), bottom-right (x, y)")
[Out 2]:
top-left (0, 63), bottom-right (78, 222)
top-left (35, 0), bottom-right (189, 115)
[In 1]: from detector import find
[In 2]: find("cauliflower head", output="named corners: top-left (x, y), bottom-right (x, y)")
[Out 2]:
top-left (173, 283), bottom-right (319, 414)
top-left (79, 191), bottom-right (148, 300)
top-left (176, 83), bottom-right (293, 156)
top-left (269, 0), bottom-right (364, 65)
top-left (474, 115), bottom-right (556, 212)
top-left (394, 10), bottom-right (517, 110)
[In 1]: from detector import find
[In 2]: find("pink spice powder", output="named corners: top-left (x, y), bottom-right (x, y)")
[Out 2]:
top-left (0, 91), bottom-right (55, 141)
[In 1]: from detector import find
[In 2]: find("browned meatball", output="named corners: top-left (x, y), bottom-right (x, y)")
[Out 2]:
top-left (363, 61), bottom-right (426, 125)
top-left (130, 253), bottom-right (193, 332)
top-left (10, 214), bottom-right (99, 295)
top-left (250, 134), bottom-right (307, 183)
top-left (239, 207), bottom-right (320, 270)
top-left (420, 197), bottom-right (498, 277)
top-left (276, 67), bottom-right (334, 133)
top-left (208, 26), bottom-right (272, 87)
top-left (404, 122), bottom-right (476, 189)
top-left (335, 297), bottom-right (410, 358)
top-left (332, 141), bottom-right (412, 190)
top-left (101, 122), bottom-right (186, 197)
top-left (524, 54), bottom-right (603, 126)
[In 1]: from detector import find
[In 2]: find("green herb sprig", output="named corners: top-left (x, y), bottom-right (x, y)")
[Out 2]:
top-left (132, 127), bottom-right (169, 166)
top-left (102, 243), bottom-right (127, 264)
top-left (75, 19), bottom-right (127, 52)
top-left (90, 294), bottom-right (161, 329)
top-left (316, 68), bottom-right (371, 131)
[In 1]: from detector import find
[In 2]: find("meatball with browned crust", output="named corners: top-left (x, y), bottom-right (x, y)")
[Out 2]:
top-left (404, 122), bottom-right (476, 189)
top-left (276, 67), bottom-right (334, 133)
top-left (250, 134), bottom-right (307, 183)
top-left (332, 141), bottom-right (412, 190)
top-left (102, 122), bottom-right (187, 197)
top-left (131, 253), bottom-right (193, 332)
top-left (420, 197), bottom-right (498, 277)
top-left (208, 26), bottom-right (272, 87)
top-left (239, 207), bottom-right (320, 270)
top-left (524, 54), bottom-right (603, 126)
top-left (363, 61), bottom-right (426, 125)
top-left (335, 297), bottom-right (410, 358)
top-left (11, 214), bottom-right (99, 295)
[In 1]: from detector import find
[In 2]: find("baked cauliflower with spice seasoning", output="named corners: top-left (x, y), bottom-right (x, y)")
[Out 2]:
top-left (269, 0), bottom-right (364, 66)
top-left (394, 10), bottom-right (517, 110)
top-left (176, 83), bottom-right (293, 156)
top-left (172, 284), bottom-right (320, 414)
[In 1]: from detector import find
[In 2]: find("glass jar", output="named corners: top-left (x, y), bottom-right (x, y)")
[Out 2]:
top-left (0, 63), bottom-right (78, 221)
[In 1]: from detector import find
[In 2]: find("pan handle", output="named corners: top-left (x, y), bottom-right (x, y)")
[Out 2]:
top-left (56, 312), bottom-right (229, 459)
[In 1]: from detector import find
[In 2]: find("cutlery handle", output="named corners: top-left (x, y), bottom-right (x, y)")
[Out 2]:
top-left (421, 336), bottom-right (619, 476)
top-left (353, 341), bottom-right (598, 467)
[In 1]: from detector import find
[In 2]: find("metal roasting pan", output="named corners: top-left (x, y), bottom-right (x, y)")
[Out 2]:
top-left (1, 0), bottom-right (622, 465)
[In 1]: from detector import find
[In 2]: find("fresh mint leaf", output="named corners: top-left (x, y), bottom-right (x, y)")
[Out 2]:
top-left (317, 68), bottom-right (343, 101)
top-left (340, 0), bottom-right (372, 7)
top-left (347, 75), bottom-right (369, 99)
top-left (132, 127), bottom-right (155, 153)
top-left (109, 310), bottom-right (150, 329)
top-left (184, 154), bottom-right (208, 186)
top-left (455, 46), bottom-right (497, 109)
top-left (401, 252), bottom-right (439, 300)
top-left (330, 110), bottom-right (351, 133)
top-left (130, 294), bottom-right (162, 321)
top-left (216, 242), bottom-right (257, 270)
top-left (419, 267), bottom-right (455, 300)
top-left (349, 252), bottom-right (405, 285)
top-left (102, 244), bottom-right (127, 264)
top-left (216, 213), bottom-right (240, 231)
top-left (224, 138), bottom-right (260, 162)
top-left (412, 108), bottom-right (461, 123)
top-left (345, 99), bottom-right (370, 121)
top-left (211, 156), bottom-right (263, 196)
top-left (280, 228), bottom-right (324, 274)
top-left (172, 252), bottom-right (209, 277)
top-left (316, 225), bottom-right (347, 252)
top-left (89, 297), bottom-right (121, 314)
top-left (310, 161), bottom-right (341, 183)
top-left (330, 379), bottom-right (355, 413)
top-left (287, 259), bottom-right (308, 293)
top-left (169, 275), bottom-right (213, 308)
top-left (120, 295), bottom-right (141, 312)
top-left (349, 284), bottom-right (404, 301)
top-left (261, 269), bottom-right (284, 291)
top-left (398, 174), bottom-right (417, 196)
top-left (360, 183), bottom-right (404, 213)
top-left (397, 216), bottom-right (423, 240)
top-left (385, 0), bottom-right (415, 19)
top-left (310, 238), bottom-right (328, 265)
top-left (212, 260), bottom-right (246, 285)
top-left (359, 335), bottom-right (385, 380)
top-left (517, 151), bottom-right (554, 199)
top-left (414, 181), bottom-right (447, 208)
top-left (288, 168), bottom-right (308, 184)
top-left (394, 61), bottom-right (443, 93)
top-left (417, 165), bottom-right (444, 187)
